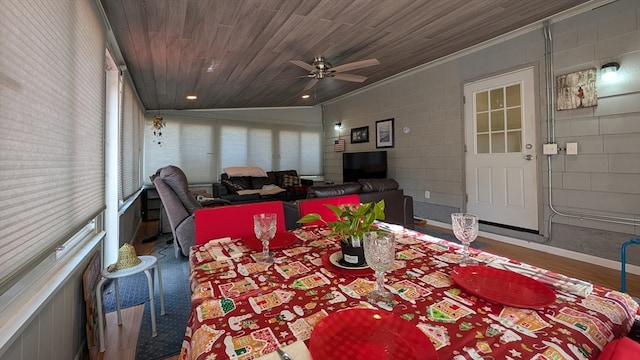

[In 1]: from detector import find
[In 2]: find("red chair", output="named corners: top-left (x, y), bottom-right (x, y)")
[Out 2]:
top-left (298, 194), bottom-right (361, 227)
top-left (194, 201), bottom-right (286, 245)
top-left (598, 336), bottom-right (640, 360)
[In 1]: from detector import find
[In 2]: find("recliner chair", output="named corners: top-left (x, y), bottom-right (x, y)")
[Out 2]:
top-left (151, 165), bottom-right (228, 257)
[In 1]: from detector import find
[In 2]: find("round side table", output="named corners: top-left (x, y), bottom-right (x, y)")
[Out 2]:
top-left (95, 255), bottom-right (165, 352)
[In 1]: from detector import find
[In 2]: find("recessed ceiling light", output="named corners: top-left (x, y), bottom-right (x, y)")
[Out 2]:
top-left (186, 95), bottom-right (197, 100)
top-left (206, 60), bottom-right (216, 73)
top-left (301, 94), bottom-right (310, 99)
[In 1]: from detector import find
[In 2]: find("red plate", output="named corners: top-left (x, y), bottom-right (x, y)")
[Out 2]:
top-left (309, 308), bottom-right (438, 360)
top-left (241, 231), bottom-right (299, 250)
top-left (451, 265), bottom-right (556, 308)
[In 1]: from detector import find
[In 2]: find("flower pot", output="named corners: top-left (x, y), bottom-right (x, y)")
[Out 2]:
top-left (339, 238), bottom-right (367, 267)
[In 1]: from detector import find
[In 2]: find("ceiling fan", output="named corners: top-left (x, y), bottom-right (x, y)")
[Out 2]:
top-left (290, 56), bottom-right (380, 91)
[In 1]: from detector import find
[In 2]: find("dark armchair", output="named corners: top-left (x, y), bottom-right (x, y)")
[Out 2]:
top-left (151, 165), bottom-right (228, 257)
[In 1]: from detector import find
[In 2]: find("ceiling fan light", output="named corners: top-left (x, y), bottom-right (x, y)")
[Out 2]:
top-left (291, 55), bottom-right (379, 90)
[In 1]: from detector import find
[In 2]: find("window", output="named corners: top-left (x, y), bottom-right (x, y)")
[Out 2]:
top-left (145, 117), bottom-right (322, 184)
top-left (144, 117), bottom-right (217, 184)
top-left (475, 84), bottom-right (523, 154)
top-left (0, 0), bottom-right (106, 293)
top-left (120, 80), bottom-right (144, 202)
top-left (221, 125), bottom-right (322, 175)
top-left (280, 130), bottom-right (322, 175)
top-left (220, 126), bottom-right (273, 171)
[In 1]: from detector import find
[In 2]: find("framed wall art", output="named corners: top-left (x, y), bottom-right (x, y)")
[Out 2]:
top-left (375, 118), bottom-right (394, 148)
top-left (350, 126), bottom-right (369, 144)
top-left (556, 68), bottom-right (597, 110)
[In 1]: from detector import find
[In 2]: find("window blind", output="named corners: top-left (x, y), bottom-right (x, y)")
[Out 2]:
top-left (120, 79), bottom-right (143, 201)
top-left (0, 0), bottom-right (106, 291)
top-left (279, 130), bottom-right (322, 175)
top-left (220, 126), bottom-right (273, 171)
top-left (144, 116), bottom-right (217, 184)
top-left (143, 116), bottom-right (322, 185)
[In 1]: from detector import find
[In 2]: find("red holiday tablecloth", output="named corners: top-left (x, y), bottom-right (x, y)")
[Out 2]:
top-left (180, 225), bottom-right (638, 360)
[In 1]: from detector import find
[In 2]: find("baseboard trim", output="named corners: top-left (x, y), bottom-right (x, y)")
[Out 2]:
top-left (427, 220), bottom-right (640, 276)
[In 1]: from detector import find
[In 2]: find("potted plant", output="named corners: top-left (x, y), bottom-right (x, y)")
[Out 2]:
top-left (297, 199), bottom-right (386, 267)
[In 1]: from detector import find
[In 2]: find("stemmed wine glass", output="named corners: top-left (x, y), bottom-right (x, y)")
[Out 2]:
top-left (253, 213), bottom-right (277, 264)
top-left (363, 232), bottom-right (396, 307)
top-left (451, 213), bottom-right (479, 266)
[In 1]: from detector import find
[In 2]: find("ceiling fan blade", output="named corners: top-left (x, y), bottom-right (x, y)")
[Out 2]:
top-left (303, 78), bottom-right (319, 90)
top-left (290, 59), bottom-right (315, 72)
top-left (333, 73), bottom-right (367, 83)
top-left (331, 58), bottom-right (380, 73)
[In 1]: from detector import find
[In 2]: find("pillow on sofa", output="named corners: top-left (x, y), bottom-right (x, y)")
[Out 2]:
top-left (222, 179), bottom-right (246, 193)
top-left (236, 189), bottom-right (262, 196)
top-left (260, 184), bottom-right (286, 195)
top-left (251, 173), bottom-right (277, 189)
top-left (282, 174), bottom-right (301, 187)
top-left (223, 166), bottom-right (268, 177)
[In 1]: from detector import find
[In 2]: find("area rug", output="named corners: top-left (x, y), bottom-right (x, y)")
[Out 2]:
top-left (414, 225), bottom-right (488, 249)
top-left (102, 238), bottom-right (191, 360)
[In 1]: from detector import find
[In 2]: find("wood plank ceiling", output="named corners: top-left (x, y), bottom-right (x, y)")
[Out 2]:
top-left (100, 0), bottom-right (594, 110)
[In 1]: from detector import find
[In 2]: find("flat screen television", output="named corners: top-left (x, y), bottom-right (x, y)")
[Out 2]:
top-left (343, 151), bottom-right (387, 183)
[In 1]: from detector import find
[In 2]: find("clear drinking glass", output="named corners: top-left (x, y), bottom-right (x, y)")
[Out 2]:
top-left (363, 232), bottom-right (396, 307)
top-left (451, 213), bottom-right (479, 266)
top-left (253, 213), bottom-right (277, 264)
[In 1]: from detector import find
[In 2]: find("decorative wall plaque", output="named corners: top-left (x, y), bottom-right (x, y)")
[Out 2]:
top-left (556, 68), bottom-right (597, 110)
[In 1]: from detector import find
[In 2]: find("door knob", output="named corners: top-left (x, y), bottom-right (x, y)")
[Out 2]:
top-left (525, 154), bottom-right (533, 160)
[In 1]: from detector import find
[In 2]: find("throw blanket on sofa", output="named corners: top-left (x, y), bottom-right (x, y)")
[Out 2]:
top-left (237, 184), bottom-right (286, 196)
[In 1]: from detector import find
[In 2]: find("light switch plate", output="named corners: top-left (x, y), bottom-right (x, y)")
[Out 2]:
top-left (566, 142), bottom-right (578, 155)
top-left (543, 143), bottom-right (558, 155)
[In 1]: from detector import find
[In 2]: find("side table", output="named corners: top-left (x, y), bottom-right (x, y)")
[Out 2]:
top-left (95, 255), bottom-right (165, 352)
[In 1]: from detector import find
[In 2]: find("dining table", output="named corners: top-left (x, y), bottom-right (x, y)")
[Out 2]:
top-left (179, 223), bottom-right (639, 360)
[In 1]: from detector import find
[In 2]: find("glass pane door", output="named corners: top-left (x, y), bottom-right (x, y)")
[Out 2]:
top-left (475, 84), bottom-right (522, 154)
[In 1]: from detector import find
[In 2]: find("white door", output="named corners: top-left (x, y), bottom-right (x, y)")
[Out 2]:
top-left (463, 67), bottom-right (538, 231)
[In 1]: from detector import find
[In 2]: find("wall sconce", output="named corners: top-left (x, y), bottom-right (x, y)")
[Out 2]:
top-left (601, 62), bottom-right (620, 81)
top-left (334, 122), bottom-right (342, 131)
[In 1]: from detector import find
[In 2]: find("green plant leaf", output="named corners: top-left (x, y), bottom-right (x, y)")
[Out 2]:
top-left (297, 213), bottom-right (322, 224)
top-left (296, 199), bottom-right (386, 245)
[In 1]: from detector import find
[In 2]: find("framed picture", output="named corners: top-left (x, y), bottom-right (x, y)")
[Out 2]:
top-left (350, 126), bottom-right (369, 144)
top-left (376, 118), bottom-right (394, 148)
top-left (556, 68), bottom-right (597, 110)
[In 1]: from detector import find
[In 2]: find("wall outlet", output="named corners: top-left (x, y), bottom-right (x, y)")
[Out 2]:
top-left (424, 190), bottom-right (431, 199)
top-left (566, 142), bottom-right (578, 155)
top-left (543, 143), bottom-right (558, 155)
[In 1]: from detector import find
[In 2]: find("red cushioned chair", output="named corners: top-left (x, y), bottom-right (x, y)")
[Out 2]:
top-left (298, 194), bottom-right (361, 227)
top-left (194, 201), bottom-right (286, 245)
top-left (598, 336), bottom-right (640, 360)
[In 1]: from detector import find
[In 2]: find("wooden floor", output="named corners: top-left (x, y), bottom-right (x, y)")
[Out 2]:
top-left (98, 221), bottom-right (639, 360)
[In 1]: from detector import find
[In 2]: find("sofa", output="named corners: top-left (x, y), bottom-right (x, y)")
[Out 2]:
top-left (213, 168), bottom-right (313, 204)
top-left (283, 178), bottom-right (414, 230)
